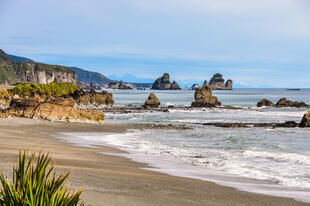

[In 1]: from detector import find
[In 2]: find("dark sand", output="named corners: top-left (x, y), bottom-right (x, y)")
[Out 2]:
top-left (0, 118), bottom-right (309, 206)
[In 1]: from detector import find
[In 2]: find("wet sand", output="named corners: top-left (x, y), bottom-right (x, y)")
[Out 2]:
top-left (0, 118), bottom-right (309, 206)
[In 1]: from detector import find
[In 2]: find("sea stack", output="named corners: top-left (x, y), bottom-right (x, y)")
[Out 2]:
top-left (144, 92), bottom-right (160, 108)
top-left (209, 73), bottom-right (232, 90)
top-left (191, 81), bottom-right (221, 107)
top-left (151, 73), bottom-right (181, 90)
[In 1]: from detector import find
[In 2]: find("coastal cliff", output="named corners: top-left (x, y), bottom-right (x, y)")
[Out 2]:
top-left (0, 49), bottom-right (77, 84)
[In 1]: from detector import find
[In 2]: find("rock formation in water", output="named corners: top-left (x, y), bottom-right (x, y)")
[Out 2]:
top-left (191, 82), bottom-right (221, 107)
top-left (276, 98), bottom-right (309, 108)
top-left (144, 92), bottom-right (160, 108)
top-left (209, 73), bottom-right (232, 90)
top-left (151, 73), bottom-right (181, 90)
top-left (0, 49), bottom-right (77, 84)
top-left (108, 81), bottom-right (133, 89)
top-left (257, 99), bottom-right (275, 107)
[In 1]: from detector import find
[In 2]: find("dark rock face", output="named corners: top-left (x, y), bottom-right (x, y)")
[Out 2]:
top-left (53, 97), bottom-right (76, 107)
top-left (151, 73), bottom-right (181, 90)
top-left (257, 99), bottom-right (275, 107)
top-left (191, 82), bottom-right (221, 107)
top-left (144, 92), bottom-right (160, 108)
top-left (75, 90), bottom-right (114, 107)
top-left (170, 81), bottom-right (181, 90)
top-left (209, 73), bottom-right (232, 90)
top-left (276, 98), bottom-right (309, 108)
top-left (300, 113), bottom-right (310, 127)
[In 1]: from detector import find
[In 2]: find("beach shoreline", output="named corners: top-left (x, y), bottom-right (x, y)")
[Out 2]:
top-left (0, 118), bottom-right (309, 206)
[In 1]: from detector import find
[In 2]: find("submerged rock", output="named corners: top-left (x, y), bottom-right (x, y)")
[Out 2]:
top-left (191, 82), bottom-right (221, 107)
top-left (257, 99), bottom-right (275, 107)
top-left (144, 92), bottom-right (160, 108)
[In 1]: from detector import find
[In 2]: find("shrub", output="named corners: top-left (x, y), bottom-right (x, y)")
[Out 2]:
top-left (10, 82), bottom-right (79, 97)
top-left (0, 150), bottom-right (84, 206)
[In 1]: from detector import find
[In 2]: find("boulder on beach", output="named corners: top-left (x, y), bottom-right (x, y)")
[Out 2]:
top-left (257, 99), bottom-right (275, 107)
top-left (144, 92), bottom-right (160, 108)
top-left (299, 113), bottom-right (310, 127)
top-left (191, 82), bottom-right (221, 107)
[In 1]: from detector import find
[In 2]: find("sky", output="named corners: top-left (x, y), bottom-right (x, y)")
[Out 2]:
top-left (1, 0), bottom-right (310, 88)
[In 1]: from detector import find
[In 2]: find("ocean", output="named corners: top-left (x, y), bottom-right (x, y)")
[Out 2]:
top-left (62, 88), bottom-right (310, 202)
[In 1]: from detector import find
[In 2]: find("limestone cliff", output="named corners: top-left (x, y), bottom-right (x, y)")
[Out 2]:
top-left (0, 49), bottom-right (77, 84)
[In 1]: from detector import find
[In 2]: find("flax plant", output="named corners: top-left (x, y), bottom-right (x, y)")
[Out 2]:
top-left (0, 150), bottom-right (84, 206)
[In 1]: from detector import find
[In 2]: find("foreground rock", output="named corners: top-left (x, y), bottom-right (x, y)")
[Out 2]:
top-left (144, 92), bottom-right (160, 108)
top-left (257, 99), bottom-right (275, 107)
top-left (300, 113), bottom-right (310, 127)
top-left (0, 99), bottom-right (105, 123)
top-left (209, 73), bottom-right (232, 90)
top-left (151, 73), bottom-right (181, 90)
top-left (276, 98), bottom-right (309, 108)
top-left (191, 82), bottom-right (221, 107)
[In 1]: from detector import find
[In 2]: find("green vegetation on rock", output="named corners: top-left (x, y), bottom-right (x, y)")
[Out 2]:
top-left (10, 82), bottom-right (79, 97)
top-left (0, 150), bottom-right (84, 206)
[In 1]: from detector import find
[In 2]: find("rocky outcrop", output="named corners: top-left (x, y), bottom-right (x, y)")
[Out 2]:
top-left (300, 113), bottom-right (310, 127)
top-left (144, 92), bottom-right (160, 108)
top-left (0, 99), bottom-right (105, 123)
top-left (75, 89), bottom-right (114, 107)
top-left (151, 73), bottom-right (181, 90)
top-left (108, 81), bottom-right (133, 89)
top-left (209, 73), bottom-right (232, 90)
top-left (191, 82), bottom-right (221, 107)
top-left (276, 98), bottom-right (309, 108)
top-left (257, 99), bottom-right (275, 107)
top-left (170, 81), bottom-right (181, 90)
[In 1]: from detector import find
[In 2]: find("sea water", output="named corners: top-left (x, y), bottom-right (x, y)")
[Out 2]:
top-left (62, 89), bottom-right (310, 202)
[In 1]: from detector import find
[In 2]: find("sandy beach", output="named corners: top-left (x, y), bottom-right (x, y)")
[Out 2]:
top-left (0, 118), bottom-right (309, 206)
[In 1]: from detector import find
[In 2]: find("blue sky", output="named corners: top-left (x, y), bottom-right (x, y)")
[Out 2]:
top-left (1, 0), bottom-right (310, 87)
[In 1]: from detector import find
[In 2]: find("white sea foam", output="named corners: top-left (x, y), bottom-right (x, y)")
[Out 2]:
top-left (59, 126), bottom-right (310, 203)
